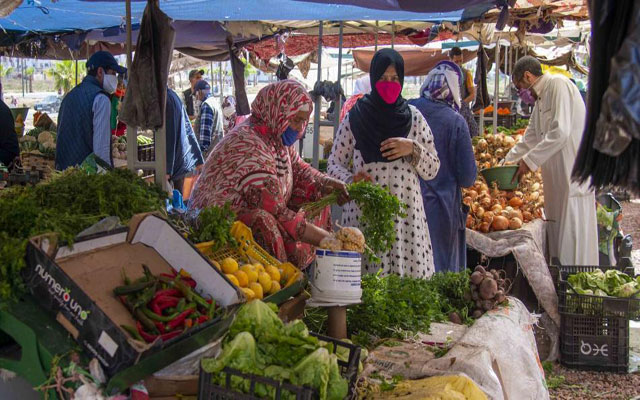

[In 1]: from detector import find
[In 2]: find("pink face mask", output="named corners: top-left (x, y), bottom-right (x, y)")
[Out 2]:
top-left (375, 81), bottom-right (402, 104)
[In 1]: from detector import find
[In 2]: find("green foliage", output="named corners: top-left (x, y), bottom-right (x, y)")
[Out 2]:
top-left (0, 65), bottom-right (14, 77)
top-left (48, 60), bottom-right (86, 94)
top-left (346, 271), bottom-right (475, 347)
top-left (567, 268), bottom-right (638, 298)
top-left (542, 361), bottom-right (566, 390)
top-left (0, 168), bottom-right (166, 303)
top-left (188, 203), bottom-right (236, 250)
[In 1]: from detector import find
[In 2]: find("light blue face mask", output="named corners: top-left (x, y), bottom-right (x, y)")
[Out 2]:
top-left (281, 126), bottom-right (299, 146)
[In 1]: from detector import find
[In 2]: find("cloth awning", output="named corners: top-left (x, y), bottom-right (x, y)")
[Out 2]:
top-left (353, 46), bottom-right (476, 76)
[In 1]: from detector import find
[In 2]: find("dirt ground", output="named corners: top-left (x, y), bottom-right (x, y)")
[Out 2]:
top-left (620, 200), bottom-right (640, 246)
top-left (548, 363), bottom-right (640, 400)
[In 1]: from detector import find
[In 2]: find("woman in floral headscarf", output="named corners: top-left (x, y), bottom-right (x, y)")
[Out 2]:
top-left (189, 80), bottom-right (348, 268)
top-left (409, 61), bottom-right (477, 273)
top-left (221, 95), bottom-right (248, 134)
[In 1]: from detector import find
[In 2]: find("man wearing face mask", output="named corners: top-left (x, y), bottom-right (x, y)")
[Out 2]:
top-left (183, 69), bottom-right (203, 119)
top-left (193, 80), bottom-right (223, 157)
top-left (505, 56), bottom-right (597, 266)
top-left (56, 51), bottom-right (126, 170)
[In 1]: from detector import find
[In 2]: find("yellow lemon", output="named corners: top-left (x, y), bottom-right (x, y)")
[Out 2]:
top-left (241, 265), bottom-right (258, 283)
top-left (249, 282), bottom-right (264, 300)
top-left (242, 287), bottom-right (256, 300)
top-left (265, 265), bottom-right (281, 283)
top-left (258, 272), bottom-right (272, 293)
top-left (225, 274), bottom-right (239, 287)
top-left (221, 258), bottom-right (238, 274)
top-left (270, 281), bottom-right (281, 294)
top-left (211, 260), bottom-right (221, 270)
top-left (233, 270), bottom-right (249, 287)
top-left (253, 263), bottom-right (265, 272)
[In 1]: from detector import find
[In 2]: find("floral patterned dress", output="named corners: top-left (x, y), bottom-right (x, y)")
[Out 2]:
top-left (328, 105), bottom-right (440, 278)
top-left (189, 80), bottom-right (331, 268)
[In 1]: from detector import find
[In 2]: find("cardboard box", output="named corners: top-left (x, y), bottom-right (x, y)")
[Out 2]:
top-left (23, 213), bottom-right (244, 391)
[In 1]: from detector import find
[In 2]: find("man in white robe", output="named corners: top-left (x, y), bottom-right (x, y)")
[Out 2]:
top-left (506, 56), bottom-right (598, 266)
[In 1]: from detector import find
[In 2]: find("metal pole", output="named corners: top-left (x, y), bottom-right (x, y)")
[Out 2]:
top-left (493, 42), bottom-right (499, 134)
top-left (75, 60), bottom-right (78, 86)
top-left (218, 62), bottom-right (223, 105)
top-left (375, 21), bottom-right (378, 51)
top-left (125, 0), bottom-right (137, 172)
top-left (391, 21), bottom-right (395, 49)
top-left (21, 59), bottom-right (24, 97)
top-left (312, 22), bottom-right (323, 169)
top-left (333, 22), bottom-right (343, 138)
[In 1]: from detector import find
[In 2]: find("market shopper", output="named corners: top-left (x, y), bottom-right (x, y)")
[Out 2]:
top-left (328, 48), bottom-right (440, 278)
top-left (409, 61), bottom-right (477, 273)
top-left (0, 98), bottom-right (19, 168)
top-left (56, 51), bottom-right (126, 170)
top-left (188, 80), bottom-right (348, 268)
top-left (165, 87), bottom-right (204, 194)
top-left (221, 95), bottom-right (248, 134)
top-left (193, 80), bottom-right (224, 157)
top-left (183, 69), bottom-right (203, 118)
top-left (449, 47), bottom-right (479, 137)
top-left (339, 74), bottom-right (371, 122)
top-left (506, 56), bottom-right (598, 266)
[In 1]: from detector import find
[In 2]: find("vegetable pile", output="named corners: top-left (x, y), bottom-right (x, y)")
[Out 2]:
top-left (469, 265), bottom-right (510, 318)
top-left (0, 168), bottom-right (166, 303)
top-left (218, 258), bottom-right (291, 301)
top-left (567, 269), bottom-right (640, 298)
top-left (202, 300), bottom-right (350, 400)
top-left (116, 266), bottom-right (219, 343)
top-left (20, 127), bottom-right (57, 159)
top-left (187, 203), bottom-right (237, 250)
top-left (465, 125), bottom-right (545, 232)
top-left (342, 271), bottom-right (476, 346)
top-left (302, 181), bottom-right (407, 262)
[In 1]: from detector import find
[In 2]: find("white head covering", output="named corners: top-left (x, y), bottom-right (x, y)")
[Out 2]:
top-left (353, 75), bottom-right (372, 96)
top-left (420, 61), bottom-right (463, 111)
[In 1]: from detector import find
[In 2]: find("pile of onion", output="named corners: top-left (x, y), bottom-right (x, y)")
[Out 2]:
top-left (466, 265), bottom-right (510, 318)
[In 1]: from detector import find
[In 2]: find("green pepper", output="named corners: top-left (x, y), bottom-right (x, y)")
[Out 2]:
top-left (121, 324), bottom-right (144, 342)
top-left (113, 279), bottom-right (154, 296)
top-left (177, 298), bottom-right (186, 313)
top-left (142, 304), bottom-right (196, 322)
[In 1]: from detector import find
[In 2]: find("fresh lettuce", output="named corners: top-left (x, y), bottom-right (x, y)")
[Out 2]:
top-left (567, 269), bottom-right (638, 298)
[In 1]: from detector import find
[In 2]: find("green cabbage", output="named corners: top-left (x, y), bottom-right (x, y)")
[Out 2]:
top-left (567, 269), bottom-right (637, 298)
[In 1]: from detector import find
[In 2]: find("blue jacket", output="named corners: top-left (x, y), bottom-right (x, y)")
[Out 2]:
top-left (165, 88), bottom-right (204, 179)
top-left (409, 97), bottom-right (477, 272)
top-left (56, 76), bottom-right (109, 170)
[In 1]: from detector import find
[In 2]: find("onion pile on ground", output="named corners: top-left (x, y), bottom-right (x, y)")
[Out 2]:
top-left (468, 265), bottom-right (510, 318)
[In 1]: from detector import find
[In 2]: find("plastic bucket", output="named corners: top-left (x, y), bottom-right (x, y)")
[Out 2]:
top-left (311, 249), bottom-right (362, 304)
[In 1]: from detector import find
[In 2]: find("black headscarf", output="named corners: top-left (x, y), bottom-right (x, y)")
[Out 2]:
top-left (348, 48), bottom-right (412, 164)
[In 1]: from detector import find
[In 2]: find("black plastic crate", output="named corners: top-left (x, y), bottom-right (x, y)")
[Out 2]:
top-left (560, 312), bottom-right (629, 373)
top-left (198, 332), bottom-right (361, 400)
top-left (555, 264), bottom-right (640, 320)
top-left (137, 143), bottom-right (155, 162)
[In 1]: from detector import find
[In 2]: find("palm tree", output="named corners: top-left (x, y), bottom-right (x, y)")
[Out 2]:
top-left (48, 60), bottom-right (85, 94)
top-left (25, 66), bottom-right (34, 93)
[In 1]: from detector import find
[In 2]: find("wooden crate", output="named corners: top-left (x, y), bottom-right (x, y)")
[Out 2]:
top-left (20, 153), bottom-right (55, 180)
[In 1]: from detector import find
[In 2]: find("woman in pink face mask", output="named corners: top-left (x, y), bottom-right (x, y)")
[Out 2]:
top-left (328, 48), bottom-right (441, 278)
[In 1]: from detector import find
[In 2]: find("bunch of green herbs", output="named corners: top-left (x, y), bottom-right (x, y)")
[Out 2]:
top-left (0, 168), bottom-right (166, 304)
top-left (188, 203), bottom-right (237, 250)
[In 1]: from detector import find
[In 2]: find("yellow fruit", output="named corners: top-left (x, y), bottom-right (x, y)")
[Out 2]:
top-left (221, 258), bottom-right (239, 274)
top-left (211, 260), bottom-right (221, 270)
top-left (253, 263), bottom-right (265, 272)
top-left (241, 265), bottom-right (258, 283)
top-left (242, 288), bottom-right (256, 300)
top-left (233, 270), bottom-right (249, 287)
top-left (270, 281), bottom-right (281, 294)
top-left (225, 274), bottom-right (239, 287)
top-left (258, 272), bottom-right (272, 293)
top-left (265, 265), bottom-right (281, 283)
top-left (249, 282), bottom-right (264, 300)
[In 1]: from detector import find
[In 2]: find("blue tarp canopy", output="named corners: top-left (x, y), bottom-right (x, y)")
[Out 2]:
top-left (0, 0), bottom-right (505, 33)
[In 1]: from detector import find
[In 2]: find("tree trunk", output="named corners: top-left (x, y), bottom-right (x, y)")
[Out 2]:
top-left (28, 76), bottom-right (33, 93)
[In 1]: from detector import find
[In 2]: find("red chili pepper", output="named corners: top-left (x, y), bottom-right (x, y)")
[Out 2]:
top-left (197, 315), bottom-right (209, 324)
top-left (151, 302), bottom-right (162, 315)
top-left (160, 330), bottom-right (182, 342)
top-left (156, 296), bottom-right (180, 310)
top-left (181, 277), bottom-right (197, 288)
top-left (160, 270), bottom-right (177, 279)
top-left (154, 321), bottom-right (165, 333)
top-left (153, 288), bottom-right (181, 300)
top-left (167, 309), bottom-right (194, 330)
top-left (136, 321), bottom-right (158, 343)
top-left (206, 299), bottom-right (213, 304)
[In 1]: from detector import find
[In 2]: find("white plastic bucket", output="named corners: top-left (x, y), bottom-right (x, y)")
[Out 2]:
top-left (311, 249), bottom-right (362, 304)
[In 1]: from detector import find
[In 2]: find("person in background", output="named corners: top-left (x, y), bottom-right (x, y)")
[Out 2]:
top-left (506, 56), bottom-right (598, 266)
top-left (339, 74), bottom-right (371, 122)
top-left (183, 69), bottom-right (203, 119)
top-left (449, 47), bottom-right (479, 137)
top-left (328, 48), bottom-right (440, 278)
top-left (110, 76), bottom-right (127, 136)
top-left (56, 51), bottom-right (126, 170)
top-left (165, 87), bottom-right (204, 193)
top-left (0, 98), bottom-right (19, 168)
top-left (221, 95), bottom-right (249, 134)
top-left (409, 61), bottom-right (477, 273)
top-left (193, 80), bottom-right (224, 157)
top-left (189, 80), bottom-right (348, 269)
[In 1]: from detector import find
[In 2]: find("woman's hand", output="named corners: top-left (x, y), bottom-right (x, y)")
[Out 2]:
top-left (380, 138), bottom-right (414, 161)
top-left (321, 177), bottom-right (350, 205)
top-left (353, 170), bottom-right (373, 183)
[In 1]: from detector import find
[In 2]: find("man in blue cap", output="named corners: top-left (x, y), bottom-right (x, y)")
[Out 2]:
top-left (193, 79), bottom-right (223, 157)
top-left (56, 51), bottom-right (126, 170)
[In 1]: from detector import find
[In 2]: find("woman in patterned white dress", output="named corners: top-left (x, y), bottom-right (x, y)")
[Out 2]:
top-left (328, 49), bottom-right (440, 278)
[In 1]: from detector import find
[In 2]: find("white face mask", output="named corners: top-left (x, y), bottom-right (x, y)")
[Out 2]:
top-left (222, 106), bottom-right (235, 118)
top-left (103, 74), bottom-right (118, 94)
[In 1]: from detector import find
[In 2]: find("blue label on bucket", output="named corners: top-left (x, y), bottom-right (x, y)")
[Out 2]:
top-left (316, 249), bottom-right (361, 258)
